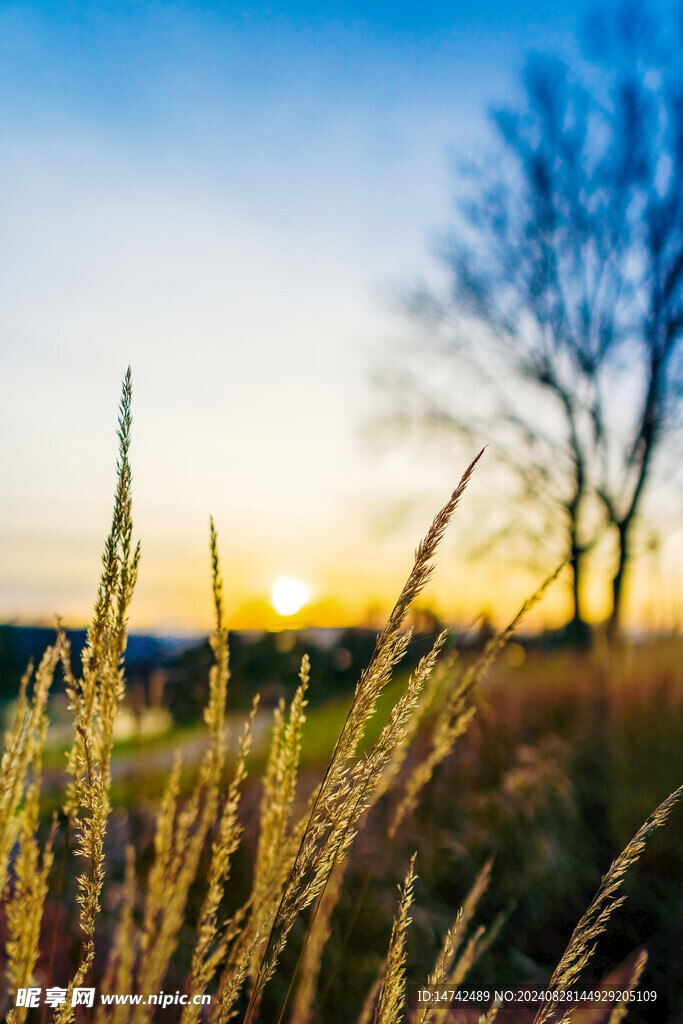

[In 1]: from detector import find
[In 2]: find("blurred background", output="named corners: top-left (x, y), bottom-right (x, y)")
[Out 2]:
top-left (1, 3), bottom-right (683, 1021)
top-left (1, 0), bottom-right (681, 639)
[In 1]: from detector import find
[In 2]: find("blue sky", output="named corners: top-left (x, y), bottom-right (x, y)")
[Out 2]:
top-left (1, 0), bottom-right (679, 631)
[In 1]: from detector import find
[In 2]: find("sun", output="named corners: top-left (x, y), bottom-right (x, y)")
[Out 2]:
top-left (270, 578), bottom-right (313, 617)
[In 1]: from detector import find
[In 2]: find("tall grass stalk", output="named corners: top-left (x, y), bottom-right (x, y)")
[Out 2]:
top-left (0, 375), bottom-right (680, 1024)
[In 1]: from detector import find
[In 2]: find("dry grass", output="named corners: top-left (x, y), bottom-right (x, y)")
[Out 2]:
top-left (1, 373), bottom-right (680, 1024)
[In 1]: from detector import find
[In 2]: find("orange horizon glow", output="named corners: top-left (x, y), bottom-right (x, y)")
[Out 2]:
top-left (4, 552), bottom-right (679, 637)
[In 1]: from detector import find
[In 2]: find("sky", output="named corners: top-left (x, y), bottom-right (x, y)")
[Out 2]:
top-left (1, 0), bottom-right (681, 634)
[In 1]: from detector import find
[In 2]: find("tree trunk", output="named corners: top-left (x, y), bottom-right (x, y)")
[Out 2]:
top-left (567, 535), bottom-right (591, 648)
top-left (608, 522), bottom-right (629, 643)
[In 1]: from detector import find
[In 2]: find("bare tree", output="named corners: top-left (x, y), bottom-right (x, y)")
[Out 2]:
top-left (399, 4), bottom-right (683, 642)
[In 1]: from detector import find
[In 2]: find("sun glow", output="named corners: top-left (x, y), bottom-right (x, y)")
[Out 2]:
top-left (271, 578), bottom-right (313, 617)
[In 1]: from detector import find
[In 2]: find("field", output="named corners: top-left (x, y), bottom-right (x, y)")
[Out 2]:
top-left (1, 378), bottom-right (681, 1024)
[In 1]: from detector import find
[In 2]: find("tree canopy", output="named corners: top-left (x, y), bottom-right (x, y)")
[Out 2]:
top-left (398, 3), bottom-right (683, 641)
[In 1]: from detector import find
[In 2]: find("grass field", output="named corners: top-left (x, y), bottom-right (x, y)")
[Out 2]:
top-left (8, 637), bottom-right (679, 1023)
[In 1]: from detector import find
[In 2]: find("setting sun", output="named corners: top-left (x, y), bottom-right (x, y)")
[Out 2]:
top-left (270, 578), bottom-right (313, 617)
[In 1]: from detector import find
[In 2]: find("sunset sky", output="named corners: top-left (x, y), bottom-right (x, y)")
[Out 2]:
top-left (1, 0), bottom-right (681, 634)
